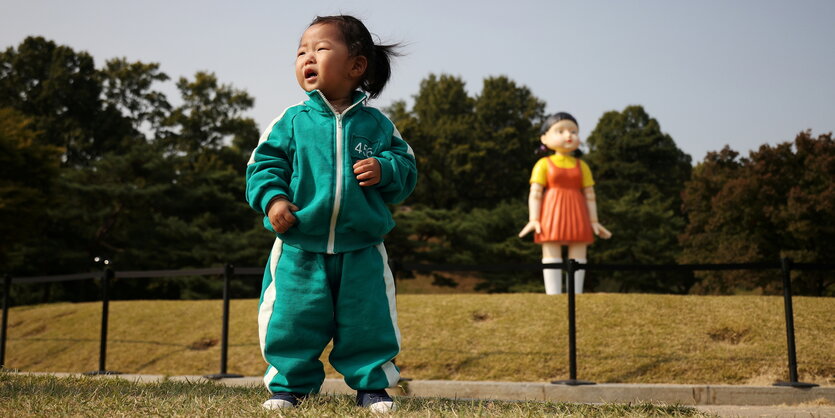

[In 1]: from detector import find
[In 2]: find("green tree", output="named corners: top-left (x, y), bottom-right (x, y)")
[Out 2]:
top-left (136, 71), bottom-right (264, 298)
top-left (469, 76), bottom-right (545, 207)
top-left (388, 74), bottom-right (544, 209)
top-left (0, 36), bottom-right (109, 165)
top-left (389, 74), bottom-right (475, 208)
top-left (385, 74), bottom-right (546, 290)
top-left (680, 132), bottom-right (834, 296)
top-left (4, 50), bottom-right (173, 277)
top-left (100, 58), bottom-right (171, 137)
top-left (584, 105), bottom-right (693, 293)
top-left (163, 71), bottom-right (256, 156)
top-left (586, 106), bottom-right (691, 206)
top-left (678, 147), bottom-right (748, 294)
top-left (0, 108), bottom-right (62, 268)
top-left (0, 38), bottom-right (156, 303)
top-left (2, 37), bottom-right (267, 302)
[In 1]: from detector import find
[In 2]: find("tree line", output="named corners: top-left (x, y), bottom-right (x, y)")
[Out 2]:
top-left (1, 37), bottom-right (832, 304)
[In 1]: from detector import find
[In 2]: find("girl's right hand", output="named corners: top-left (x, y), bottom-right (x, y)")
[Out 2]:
top-left (518, 220), bottom-right (541, 238)
top-left (267, 197), bottom-right (299, 233)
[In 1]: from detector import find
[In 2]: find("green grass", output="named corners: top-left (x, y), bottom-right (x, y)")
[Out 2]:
top-left (3, 293), bottom-right (833, 386)
top-left (0, 373), bottom-right (711, 417)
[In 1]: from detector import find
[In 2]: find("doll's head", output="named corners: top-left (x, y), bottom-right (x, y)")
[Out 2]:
top-left (296, 15), bottom-right (399, 100)
top-left (540, 112), bottom-right (580, 155)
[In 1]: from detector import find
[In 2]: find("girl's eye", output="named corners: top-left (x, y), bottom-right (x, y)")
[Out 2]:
top-left (297, 51), bottom-right (305, 57)
top-left (317, 47), bottom-right (328, 51)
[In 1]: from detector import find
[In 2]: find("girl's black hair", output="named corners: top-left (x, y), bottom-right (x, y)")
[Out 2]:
top-left (310, 15), bottom-right (400, 99)
top-left (541, 112), bottom-right (579, 134)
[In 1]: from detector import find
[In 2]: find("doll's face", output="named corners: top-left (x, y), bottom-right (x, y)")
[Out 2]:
top-left (541, 119), bottom-right (580, 153)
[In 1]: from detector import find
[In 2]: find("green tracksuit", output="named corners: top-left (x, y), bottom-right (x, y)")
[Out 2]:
top-left (246, 90), bottom-right (417, 394)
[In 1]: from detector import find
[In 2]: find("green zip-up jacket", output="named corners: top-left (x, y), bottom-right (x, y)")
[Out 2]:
top-left (246, 90), bottom-right (417, 254)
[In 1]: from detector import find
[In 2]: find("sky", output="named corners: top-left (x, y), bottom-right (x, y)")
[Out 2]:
top-left (2, 0), bottom-right (833, 162)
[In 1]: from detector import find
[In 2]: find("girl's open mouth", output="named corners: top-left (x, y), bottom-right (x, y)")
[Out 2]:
top-left (304, 69), bottom-right (318, 80)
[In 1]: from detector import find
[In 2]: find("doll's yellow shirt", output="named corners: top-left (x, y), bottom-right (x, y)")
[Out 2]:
top-left (530, 154), bottom-right (595, 188)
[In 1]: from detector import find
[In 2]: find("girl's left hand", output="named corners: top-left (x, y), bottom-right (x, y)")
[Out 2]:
top-left (353, 158), bottom-right (381, 186)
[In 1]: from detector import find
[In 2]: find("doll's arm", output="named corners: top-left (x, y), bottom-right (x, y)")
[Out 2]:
top-left (519, 183), bottom-right (544, 238)
top-left (583, 186), bottom-right (612, 239)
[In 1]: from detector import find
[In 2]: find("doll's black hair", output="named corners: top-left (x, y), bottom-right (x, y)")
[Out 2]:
top-left (540, 112), bottom-right (579, 134)
top-left (310, 15), bottom-right (400, 99)
top-left (538, 112), bottom-right (583, 157)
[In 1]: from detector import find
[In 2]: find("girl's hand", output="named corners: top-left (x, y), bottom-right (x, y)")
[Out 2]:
top-left (518, 220), bottom-right (541, 238)
top-left (267, 197), bottom-right (299, 233)
top-left (592, 222), bottom-right (612, 239)
top-left (353, 158), bottom-right (381, 186)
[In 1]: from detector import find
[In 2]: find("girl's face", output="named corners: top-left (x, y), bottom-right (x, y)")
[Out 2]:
top-left (541, 119), bottom-right (580, 154)
top-left (296, 23), bottom-right (366, 101)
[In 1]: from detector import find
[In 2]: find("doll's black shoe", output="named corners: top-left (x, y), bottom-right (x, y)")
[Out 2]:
top-left (262, 392), bottom-right (305, 409)
top-left (357, 389), bottom-right (396, 412)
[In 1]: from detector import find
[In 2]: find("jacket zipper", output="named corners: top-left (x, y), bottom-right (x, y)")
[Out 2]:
top-left (327, 113), bottom-right (343, 254)
top-left (319, 91), bottom-right (363, 254)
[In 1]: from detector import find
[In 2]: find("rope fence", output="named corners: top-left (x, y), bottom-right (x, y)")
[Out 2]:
top-left (1, 258), bottom-right (831, 386)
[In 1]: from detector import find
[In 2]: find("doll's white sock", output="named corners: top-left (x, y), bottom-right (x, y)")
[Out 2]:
top-left (574, 258), bottom-right (587, 294)
top-left (542, 258), bottom-right (562, 295)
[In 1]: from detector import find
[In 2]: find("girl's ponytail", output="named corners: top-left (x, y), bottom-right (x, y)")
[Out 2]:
top-left (362, 43), bottom-right (398, 98)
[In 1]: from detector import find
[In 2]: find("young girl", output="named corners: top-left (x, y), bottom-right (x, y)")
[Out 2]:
top-left (246, 15), bottom-right (417, 412)
top-left (519, 113), bottom-right (611, 294)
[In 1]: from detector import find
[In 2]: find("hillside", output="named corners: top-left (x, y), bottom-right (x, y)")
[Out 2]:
top-left (3, 293), bottom-right (833, 386)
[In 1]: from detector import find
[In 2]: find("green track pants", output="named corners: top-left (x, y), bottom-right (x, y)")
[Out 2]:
top-left (258, 238), bottom-right (401, 394)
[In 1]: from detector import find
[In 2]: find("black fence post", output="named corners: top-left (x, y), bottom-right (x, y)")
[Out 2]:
top-left (85, 268), bottom-right (120, 375)
top-left (553, 259), bottom-right (594, 386)
top-left (774, 257), bottom-right (817, 388)
top-left (99, 268), bottom-right (111, 372)
top-left (1, 274), bottom-right (11, 370)
top-left (205, 264), bottom-right (242, 380)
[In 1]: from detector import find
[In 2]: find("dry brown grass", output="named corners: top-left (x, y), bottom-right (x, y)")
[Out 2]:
top-left (394, 272), bottom-right (486, 294)
top-left (4, 293), bottom-right (833, 386)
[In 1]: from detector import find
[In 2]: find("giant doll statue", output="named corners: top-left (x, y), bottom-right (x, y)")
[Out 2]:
top-left (519, 112), bottom-right (611, 294)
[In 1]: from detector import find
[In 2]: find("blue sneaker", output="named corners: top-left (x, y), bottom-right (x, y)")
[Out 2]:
top-left (357, 389), bottom-right (396, 412)
top-left (262, 392), bottom-right (305, 409)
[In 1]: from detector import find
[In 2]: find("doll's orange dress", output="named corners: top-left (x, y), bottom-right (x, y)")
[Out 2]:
top-left (535, 158), bottom-right (594, 244)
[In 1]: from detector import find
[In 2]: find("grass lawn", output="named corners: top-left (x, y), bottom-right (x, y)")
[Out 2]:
top-left (0, 373), bottom-right (712, 417)
top-left (3, 291), bottom-right (833, 386)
